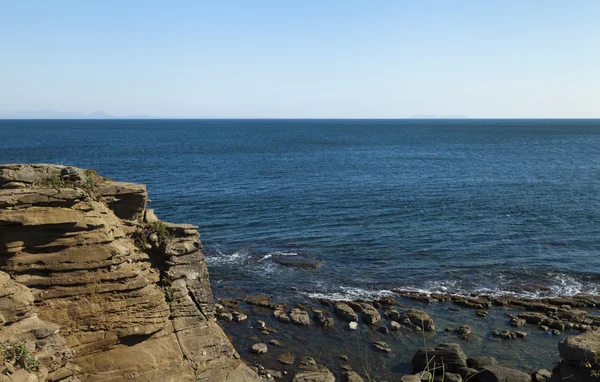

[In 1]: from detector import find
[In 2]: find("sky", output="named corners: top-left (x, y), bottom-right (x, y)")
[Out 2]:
top-left (0, 1), bottom-right (599, 118)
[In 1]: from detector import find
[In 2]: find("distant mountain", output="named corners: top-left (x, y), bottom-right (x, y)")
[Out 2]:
top-left (0, 110), bottom-right (155, 119)
top-left (409, 114), bottom-right (468, 119)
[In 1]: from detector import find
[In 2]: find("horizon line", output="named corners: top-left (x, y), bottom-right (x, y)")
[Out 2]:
top-left (1, 117), bottom-right (600, 121)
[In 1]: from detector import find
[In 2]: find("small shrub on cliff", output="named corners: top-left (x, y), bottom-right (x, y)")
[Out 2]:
top-left (149, 221), bottom-right (171, 246)
top-left (83, 169), bottom-right (103, 190)
top-left (38, 174), bottom-right (66, 188)
top-left (159, 276), bottom-right (174, 304)
top-left (133, 221), bottom-right (172, 252)
top-left (0, 341), bottom-right (38, 372)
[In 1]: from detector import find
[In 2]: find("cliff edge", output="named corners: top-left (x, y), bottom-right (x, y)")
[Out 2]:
top-left (0, 164), bottom-right (259, 381)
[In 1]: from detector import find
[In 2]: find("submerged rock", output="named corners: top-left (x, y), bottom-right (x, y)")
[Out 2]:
top-left (272, 253), bottom-right (323, 269)
top-left (372, 340), bottom-right (392, 353)
top-left (278, 352), bottom-right (295, 365)
top-left (247, 295), bottom-right (277, 309)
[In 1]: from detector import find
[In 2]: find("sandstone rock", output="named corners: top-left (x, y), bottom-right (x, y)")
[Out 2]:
top-left (412, 343), bottom-right (467, 373)
top-left (384, 309), bottom-right (401, 321)
top-left (400, 375), bottom-right (421, 382)
top-left (292, 365), bottom-right (334, 382)
top-left (247, 295), bottom-right (276, 309)
top-left (274, 308), bottom-right (291, 323)
top-left (514, 331), bottom-right (528, 338)
top-left (533, 369), bottom-right (552, 382)
top-left (467, 356), bottom-right (498, 369)
top-left (345, 370), bottom-right (365, 382)
top-left (290, 308), bottom-right (311, 326)
top-left (475, 365), bottom-right (531, 382)
top-left (335, 303), bottom-right (358, 322)
top-left (362, 305), bottom-right (381, 325)
top-left (558, 329), bottom-right (600, 363)
top-left (390, 321), bottom-right (401, 331)
top-left (518, 312), bottom-right (547, 325)
top-left (233, 311), bottom-right (248, 322)
top-left (402, 309), bottom-right (435, 331)
top-left (251, 343), bottom-right (268, 354)
top-left (444, 372), bottom-right (463, 382)
top-left (312, 309), bottom-right (334, 327)
top-left (349, 322), bottom-right (358, 330)
top-left (279, 352), bottom-right (295, 365)
top-left (372, 341), bottom-right (392, 353)
top-left (0, 165), bottom-right (260, 382)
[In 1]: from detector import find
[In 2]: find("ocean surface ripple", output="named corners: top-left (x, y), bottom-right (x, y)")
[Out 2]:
top-left (2, 119), bottom-right (599, 300)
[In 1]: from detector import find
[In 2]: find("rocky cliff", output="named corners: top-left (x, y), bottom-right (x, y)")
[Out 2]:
top-left (0, 164), bottom-right (259, 381)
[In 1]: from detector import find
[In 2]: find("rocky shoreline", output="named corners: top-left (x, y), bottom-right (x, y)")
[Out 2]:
top-left (213, 289), bottom-right (600, 381)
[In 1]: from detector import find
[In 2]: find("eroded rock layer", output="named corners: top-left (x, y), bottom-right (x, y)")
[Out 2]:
top-left (0, 164), bottom-right (259, 381)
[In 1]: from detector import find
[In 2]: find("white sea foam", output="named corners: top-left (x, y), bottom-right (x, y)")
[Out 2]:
top-left (302, 286), bottom-right (395, 301)
top-left (258, 251), bottom-right (299, 262)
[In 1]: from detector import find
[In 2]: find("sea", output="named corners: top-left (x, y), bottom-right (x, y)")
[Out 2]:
top-left (2, 119), bottom-right (599, 303)
top-left (3, 119), bottom-right (600, 376)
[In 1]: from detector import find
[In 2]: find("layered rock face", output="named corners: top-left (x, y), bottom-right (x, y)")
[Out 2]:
top-left (0, 164), bottom-right (259, 381)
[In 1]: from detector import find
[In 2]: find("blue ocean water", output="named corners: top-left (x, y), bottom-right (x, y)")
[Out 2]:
top-left (2, 119), bottom-right (600, 300)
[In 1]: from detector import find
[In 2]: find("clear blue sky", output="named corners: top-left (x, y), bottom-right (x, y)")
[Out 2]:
top-left (1, 1), bottom-right (598, 118)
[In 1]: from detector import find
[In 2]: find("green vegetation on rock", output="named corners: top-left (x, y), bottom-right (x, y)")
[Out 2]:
top-left (0, 341), bottom-right (38, 372)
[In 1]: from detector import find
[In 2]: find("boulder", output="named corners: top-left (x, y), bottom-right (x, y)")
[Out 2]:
top-left (412, 343), bottom-right (467, 373)
top-left (345, 370), bottom-right (365, 382)
top-left (533, 369), bottom-right (552, 382)
top-left (402, 309), bottom-right (435, 331)
top-left (467, 357), bottom-right (498, 370)
top-left (290, 308), bottom-right (311, 326)
top-left (474, 365), bottom-right (531, 382)
top-left (247, 295), bottom-right (276, 309)
top-left (372, 341), bottom-right (392, 353)
top-left (251, 343), bottom-right (268, 354)
top-left (362, 305), bottom-right (381, 325)
top-left (335, 303), bottom-right (358, 322)
top-left (400, 376), bottom-right (421, 382)
top-left (292, 365), bottom-right (335, 382)
top-left (518, 312), bottom-right (547, 325)
top-left (558, 329), bottom-right (600, 363)
top-left (279, 352), bottom-right (295, 365)
top-left (274, 307), bottom-right (291, 323)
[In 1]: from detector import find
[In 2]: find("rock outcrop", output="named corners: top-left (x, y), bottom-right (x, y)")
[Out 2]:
top-left (0, 164), bottom-right (259, 381)
top-left (549, 330), bottom-right (600, 381)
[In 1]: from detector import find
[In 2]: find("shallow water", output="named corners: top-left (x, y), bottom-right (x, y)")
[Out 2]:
top-left (216, 293), bottom-right (585, 380)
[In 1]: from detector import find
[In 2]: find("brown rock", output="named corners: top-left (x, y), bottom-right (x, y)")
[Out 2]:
top-left (0, 165), bottom-right (261, 382)
top-left (290, 308), bottom-right (311, 326)
top-left (279, 352), bottom-right (295, 365)
top-left (558, 329), bottom-right (600, 363)
top-left (335, 303), bottom-right (358, 322)
top-left (402, 309), bottom-right (435, 331)
top-left (412, 343), bottom-right (467, 373)
top-left (476, 365), bottom-right (531, 382)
